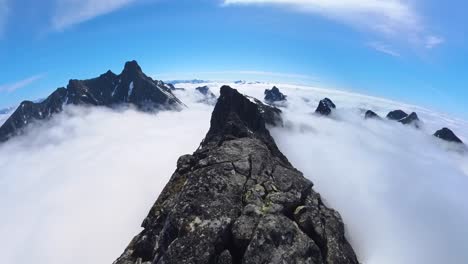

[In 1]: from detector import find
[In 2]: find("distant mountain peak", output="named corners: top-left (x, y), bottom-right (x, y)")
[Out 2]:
top-left (0, 60), bottom-right (184, 143)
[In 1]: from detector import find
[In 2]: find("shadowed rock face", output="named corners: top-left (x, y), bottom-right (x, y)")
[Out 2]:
top-left (398, 112), bottom-right (421, 128)
top-left (434, 128), bottom-right (464, 144)
top-left (264, 86), bottom-right (287, 103)
top-left (196, 86), bottom-right (216, 97)
top-left (0, 60), bottom-right (183, 142)
top-left (364, 110), bottom-right (381, 120)
top-left (114, 86), bottom-right (358, 264)
top-left (315, 98), bottom-right (336, 116)
top-left (386, 110), bottom-right (408, 120)
top-left (196, 86), bottom-right (217, 104)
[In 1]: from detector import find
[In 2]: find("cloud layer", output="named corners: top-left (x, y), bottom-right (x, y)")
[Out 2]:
top-left (0, 103), bottom-right (212, 263)
top-left (0, 82), bottom-right (467, 264)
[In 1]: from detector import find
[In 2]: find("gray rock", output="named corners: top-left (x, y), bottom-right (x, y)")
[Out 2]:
top-left (364, 110), bottom-right (381, 120)
top-left (114, 86), bottom-right (358, 264)
top-left (315, 98), bottom-right (336, 116)
top-left (264, 86), bottom-right (287, 103)
top-left (386, 110), bottom-right (408, 120)
top-left (398, 112), bottom-right (421, 128)
top-left (434, 127), bottom-right (464, 144)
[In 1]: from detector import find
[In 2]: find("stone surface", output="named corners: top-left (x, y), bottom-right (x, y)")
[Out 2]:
top-left (264, 86), bottom-right (287, 103)
top-left (315, 98), bottom-right (336, 116)
top-left (386, 110), bottom-right (408, 120)
top-left (0, 60), bottom-right (183, 142)
top-left (196, 86), bottom-right (217, 104)
top-left (434, 127), bottom-right (464, 144)
top-left (364, 110), bottom-right (381, 120)
top-left (398, 112), bottom-right (421, 128)
top-left (114, 86), bottom-right (358, 264)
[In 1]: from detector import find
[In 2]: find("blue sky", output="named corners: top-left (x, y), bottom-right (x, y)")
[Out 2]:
top-left (0, 0), bottom-right (467, 117)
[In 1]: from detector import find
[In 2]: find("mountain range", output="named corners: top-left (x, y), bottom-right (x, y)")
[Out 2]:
top-left (0, 61), bottom-right (182, 142)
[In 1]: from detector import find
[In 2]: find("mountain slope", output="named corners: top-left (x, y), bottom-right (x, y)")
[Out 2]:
top-left (0, 61), bottom-right (182, 142)
top-left (114, 86), bottom-right (358, 264)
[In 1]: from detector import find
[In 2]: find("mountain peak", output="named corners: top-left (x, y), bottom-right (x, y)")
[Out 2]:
top-left (114, 84), bottom-right (359, 264)
top-left (0, 60), bottom-right (184, 143)
top-left (434, 127), bottom-right (464, 144)
top-left (122, 60), bottom-right (143, 75)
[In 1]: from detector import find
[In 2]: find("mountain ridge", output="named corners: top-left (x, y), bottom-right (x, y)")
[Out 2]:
top-left (0, 60), bottom-right (183, 142)
top-left (114, 85), bottom-right (359, 264)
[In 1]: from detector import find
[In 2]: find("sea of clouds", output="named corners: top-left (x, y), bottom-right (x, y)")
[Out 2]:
top-left (0, 82), bottom-right (467, 264)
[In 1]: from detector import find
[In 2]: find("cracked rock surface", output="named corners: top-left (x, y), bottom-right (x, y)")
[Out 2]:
top-left (114, 85), bottom-right (359, 264)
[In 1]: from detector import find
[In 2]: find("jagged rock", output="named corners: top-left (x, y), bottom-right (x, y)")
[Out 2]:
top-left (315, 98), bottom-right (336, 116)
top-left (196, 86), bottom-right (216, 98)
top-left (398, 112), bottom-right (421, 127)
top-left (264, 86), bottom-right (287, 103)
top-left (196, 86), bottom-right (217, 104)
top-left (114, 86), bottom-right (358, 264)
top-left (0, 60), bottom-right (183, 142)
top-left (364, 110), bottom-right (381, 120)
top-left (434, 128), bottom-right (464, 144)
top-left (386, 110), bottom-right (408, 120)
top-left (245, 95), bottom-right (283, 127)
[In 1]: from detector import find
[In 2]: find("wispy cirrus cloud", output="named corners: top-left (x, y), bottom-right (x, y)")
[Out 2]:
top-left (367, 41), bottom-right (400, 57)
top-left (425, 35), bottom-right (444, 49)
top-left (223, 0), bottom-right (444, 52)
top-left (0, 74), bottom-right (45, 93)
top-left (52, 0), bottom-right (137, 31)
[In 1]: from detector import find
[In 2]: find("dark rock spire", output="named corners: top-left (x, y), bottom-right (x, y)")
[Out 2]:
top-left (386, 110), bottom-right (408, 120)
top-left (434, 127), bottom-right (464, 144)
top-left (315, 98), bottom-right (336, 116)
top-left (264, 86), bottom-right (287, 103)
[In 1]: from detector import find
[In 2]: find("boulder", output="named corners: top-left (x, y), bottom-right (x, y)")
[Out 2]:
top-left (315, 98), bottom-right (336, 116)
top-left (434, 128), bottom-right (464, 144)
top-left (264, 86), bottom-right (287, 103)
top-left (365, 110), bottom-right (381, 119)
top-left (386, 110), bottom-right (408, 120)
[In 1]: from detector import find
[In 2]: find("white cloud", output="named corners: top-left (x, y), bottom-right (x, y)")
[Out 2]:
top-left (224, 0), bottom-right (444, 50)
top-left (0, 0), bottom-right (8, 35)
top-left (1, 82), bottom-right (467, 264)
top-left (0, 74), bottom-right (45, 93)
top-left (0, 103), bottom-right (212, 264)
top-left (425, 35), bottom-right (444, 49)
top-left (367, 41), bottom-right (401, 57)
top-left (52, 0), bottom-right (137, 30)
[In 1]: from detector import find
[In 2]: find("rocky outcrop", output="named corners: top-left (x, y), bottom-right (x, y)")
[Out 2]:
top-left (434, 128), bottom-right (464, 144)
top-left (386, 110), bottom-right (408, 121)
top-left (264, 86), bottom-right (287, 103)
top-left (114, 86), bottom-right (358, 264)
top-left (315, 98), bottom-right (336, 116)
top-left (364, 110), bottom-right (381, 120)
top-left (196, 86), bottom-right (217, 103)
top-left (398, 112), bottom-right (421, 128)
top-left (0, 60), bottom-right (183, 142)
